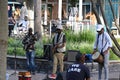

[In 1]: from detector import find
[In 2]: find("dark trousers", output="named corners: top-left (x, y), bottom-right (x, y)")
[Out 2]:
top-left (26, 50), bottom-right (35, 72)
top-left (8, 25), bottom-right (14, 37)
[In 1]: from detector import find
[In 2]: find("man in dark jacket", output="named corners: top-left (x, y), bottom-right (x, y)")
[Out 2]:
top-left (66, 52), bottom-right (90, 80)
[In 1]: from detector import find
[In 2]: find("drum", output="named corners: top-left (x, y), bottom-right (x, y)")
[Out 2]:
top-left (18, 72), bottom-right (31, 80)
top-left (92, 52), bottom-right (104, 64)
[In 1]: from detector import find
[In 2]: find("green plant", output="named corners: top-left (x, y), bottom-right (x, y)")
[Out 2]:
top-left (7, 47), bottom-right (25, 56)
top-left (8, 30), bottom-right (120, 60)
top-left (110, 50), bottom-right (120, 60)
top-left (65, 30), bottom-right (95, 43)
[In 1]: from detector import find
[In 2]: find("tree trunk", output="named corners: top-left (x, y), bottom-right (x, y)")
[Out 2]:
top-left (108, 0), bottom-right (120, 33)
top-left (90, 0), bottom-right (101, 24)
top-left (34, 0), bottom-right (42, 39)
top-left (90, 0), bottom-right (120, 57)
top-left (0, 0), bottom-right (8, 80)
top-left (99, 0), bottom-right (120, 56)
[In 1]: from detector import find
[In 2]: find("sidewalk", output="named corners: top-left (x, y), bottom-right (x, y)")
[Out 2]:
top-left (7, 70), bottom-right (47, 80)
top-left (7, 60), bottom-right (120, 80)
top-left (7, 69), bottom-right (120, 80)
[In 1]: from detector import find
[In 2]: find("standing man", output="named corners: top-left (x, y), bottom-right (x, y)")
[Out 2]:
top-left (22, 28), bottom-right (37, 75)
top-left (93, 24), bottom-right (112, 80)
top-left (49, 25), bottom-right (66, 79)
top-left (66, 52), bottom-right (90, 80)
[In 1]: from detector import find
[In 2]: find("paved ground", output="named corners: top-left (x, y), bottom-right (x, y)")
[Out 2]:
top-left (7, 61), bottom-right (120, 80)
top-left (7, 70), bottom-right (47, 80)
top-left (7, 69), bottom-right (120, 80)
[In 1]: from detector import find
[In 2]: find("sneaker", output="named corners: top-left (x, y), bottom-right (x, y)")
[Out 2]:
top-left (48, 74), bottom-right (57, 79)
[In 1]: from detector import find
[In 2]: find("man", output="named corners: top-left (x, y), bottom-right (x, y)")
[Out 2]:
top-left (93, 24), bottom-right (112, 80)
top-left (49, 25), bottom-right (66, 79)
top-left (66, 52), bottom-right (90, 80)
top-left (22, 28), bottom-right (37, 75)
top-left (18, 15), bottom-right (29, 33)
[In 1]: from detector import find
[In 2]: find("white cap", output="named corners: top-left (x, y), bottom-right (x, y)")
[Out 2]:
top-left (96, 24), bottom-right (104, 31)
top-left (56, 25), bottom-right (63, 30)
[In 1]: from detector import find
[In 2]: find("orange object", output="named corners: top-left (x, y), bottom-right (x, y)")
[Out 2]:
top-left (18, 72), bottom-right (31, 80)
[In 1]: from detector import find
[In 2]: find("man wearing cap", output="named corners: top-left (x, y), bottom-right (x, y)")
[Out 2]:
top-left (66, 52), bottom-right (90, 80)
top-left (93, 24), bottom-right (112, 80)
top-left (49, 25), bottom-right (66, 79)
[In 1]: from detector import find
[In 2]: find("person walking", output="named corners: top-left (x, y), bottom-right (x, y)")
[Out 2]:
top-left (66, 52), bottom-right (90, 80)
top-left (22, 28), bottom-right (37, 75)
top-left (49, 25), bottom-right (66, 79)
top-left (93, 24), bottom-right (112, 80)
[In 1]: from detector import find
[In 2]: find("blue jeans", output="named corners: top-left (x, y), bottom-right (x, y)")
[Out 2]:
top-left (98, 52), bottom-right (109, 80)
top-left (26, 50), bottom-right (35, 72)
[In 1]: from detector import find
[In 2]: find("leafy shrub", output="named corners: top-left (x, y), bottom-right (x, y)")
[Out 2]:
top-left (8, 37), bottom-right (44, 57)
top-left (65, 30), bottom-right (95, 43)
top-left (8, 30), bottom-right (120, 60)
top-left (65, 30), bottom-right (120, 60)
top-left (66, 41), bottom-right (93, 54)
top-left (7, 47), bottom-right (25, 56)
top-left (110, 50), bottom-right (120, 60)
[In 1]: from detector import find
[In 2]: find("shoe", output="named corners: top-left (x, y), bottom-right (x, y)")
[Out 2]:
top-left (48, 74), bottom-right (56, 79)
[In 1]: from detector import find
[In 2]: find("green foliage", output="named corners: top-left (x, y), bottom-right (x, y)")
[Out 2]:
top-left (8, 37), bottom-right (44, 57)
top-left (8, 37), bottom-right (23, 47)
top-left (8, 30), bottom-right (120, 60)
top-left (35, 41), bottom-right (44, 57)
top-left (65, 30), bottom-right (95, 43)
top-left (110, 50), bottom-right (120, 60)
top-left (65, 30), bottom-right (120, 60)
top-left (7, 47), bottom-right (25, 56)
top-left (66, 41), bottom-right (93, 54)
top-left (65, 30), bottom-right (95, 54)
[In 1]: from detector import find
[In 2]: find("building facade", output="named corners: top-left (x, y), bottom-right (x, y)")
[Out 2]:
top-left (8, 0), bottom-right (120, 31)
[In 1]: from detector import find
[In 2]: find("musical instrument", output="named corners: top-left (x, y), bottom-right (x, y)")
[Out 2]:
top-left (52, 42), bottom-right (63, 54)
top-left (23, 32), bottom-right (38, 51)
top-left (18, 71), bottom-right (31, 80)
top-left (92, 52), bottom-right (104, 64)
